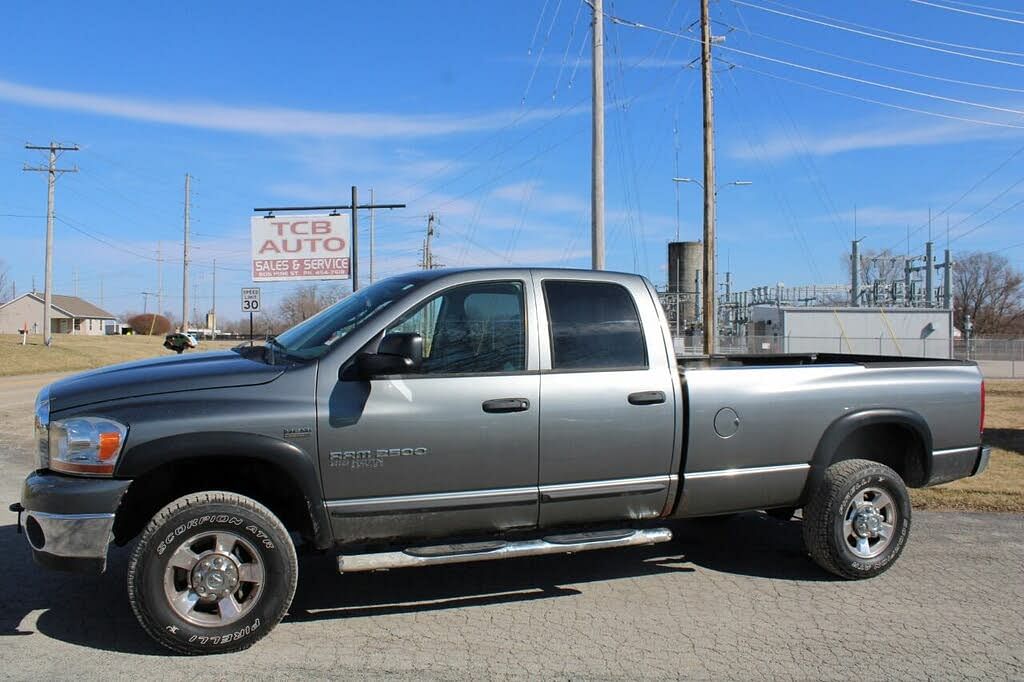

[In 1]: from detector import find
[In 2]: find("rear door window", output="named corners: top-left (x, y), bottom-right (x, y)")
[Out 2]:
top-left (543, 280), bottom-right (647, 370)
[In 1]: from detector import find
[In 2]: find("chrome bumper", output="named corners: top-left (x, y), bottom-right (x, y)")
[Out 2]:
top-left (24, 510), bottom-right (115, 559)
top-left (973, 446), bottom-right (992, 477)
top-left (926, 445), bottom-right (991, 486)
top-left (18, 470), bottom-right (131, 573)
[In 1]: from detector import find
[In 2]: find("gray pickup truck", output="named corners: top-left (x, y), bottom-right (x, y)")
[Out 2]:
top-left (13, 268), bottom-right (988, 654)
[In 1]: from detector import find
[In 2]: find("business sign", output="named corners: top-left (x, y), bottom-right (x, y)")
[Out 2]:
top-left (241, 287), bottom-right (261, 312)
top-left (250, 214), bottom-right (351, 282)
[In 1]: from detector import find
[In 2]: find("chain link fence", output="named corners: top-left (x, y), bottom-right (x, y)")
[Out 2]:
top-left (674, 335), bottom-right (952, 358)
top-left (673, 334), bottom-right (1023, 361)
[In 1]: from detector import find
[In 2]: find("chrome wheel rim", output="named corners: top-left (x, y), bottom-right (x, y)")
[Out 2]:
top-left (843, 487), bottom-right (897, 559)
top-left (163, 530), bottom-right (265, 627)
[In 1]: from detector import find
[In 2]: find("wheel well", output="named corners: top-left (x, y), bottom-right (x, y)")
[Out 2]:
top-left (113, 456), bottom-right (316, 546)
top-left (831, 423), bottom-right (927, 487)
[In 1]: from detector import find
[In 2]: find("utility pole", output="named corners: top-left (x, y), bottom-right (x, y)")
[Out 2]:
top-left (73, 269), bottom-right (79, 297)
top-left (369, 188), bottom-right (376, 284)
top-left (851, 239), bottom-right (863, 307)
top-left (141, 291), bottom-right (157, 314)
top-left (925, 241), bottom-right (934, 307)
top-left (99, 275), bottom-right (104, 308)
top-left (423, 213), bottom-right (436, 270)
top-left (157, 241), bottom-right (163, 317)
top-left (182, 173), bottom-right (191, 332)
top-left (24, 141), bottom-right (79, 346)
top-left (211, 258), bottom-right (217, 335)
top-left (699, 0), bottom-right (717, 354)
top-left (591, 0), bottom-right (605, 270)
top-left (351, 186), bottom-right (360, 291)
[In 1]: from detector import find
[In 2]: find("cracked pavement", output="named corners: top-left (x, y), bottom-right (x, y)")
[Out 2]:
top-left (0, 373), bottom-right (1021, 679)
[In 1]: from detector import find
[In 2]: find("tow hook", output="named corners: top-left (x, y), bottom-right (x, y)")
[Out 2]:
top-left (9, 503), bottom-right (24, 534)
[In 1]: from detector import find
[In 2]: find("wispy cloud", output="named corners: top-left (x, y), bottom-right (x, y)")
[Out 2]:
top-left (729, 116), bottom-right (1023, 161)
top-left (490, 181), bottom-right (589, 214)
top-left (0, 77), bottom-right (567, 138)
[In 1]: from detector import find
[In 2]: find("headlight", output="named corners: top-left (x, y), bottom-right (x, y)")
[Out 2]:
top-left (47, 417), bottom-right (128, 477)
top-left (34, 387), bottom-right (50, 470)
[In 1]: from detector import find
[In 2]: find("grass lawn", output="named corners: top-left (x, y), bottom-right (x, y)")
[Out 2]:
top-left (0, 334), bottom-right (239, 376)
top-left (911, 379), bottom-right (1023, 512)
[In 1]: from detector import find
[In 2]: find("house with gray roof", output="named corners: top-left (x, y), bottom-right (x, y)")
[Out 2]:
top-left (0, 292), bottom-right (118, 335)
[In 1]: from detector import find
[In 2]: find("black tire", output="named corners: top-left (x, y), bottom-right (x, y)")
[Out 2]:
top-left (802, 459), bottom-right (911, 580)
top-left (127, 491), bottom-right (298, 655)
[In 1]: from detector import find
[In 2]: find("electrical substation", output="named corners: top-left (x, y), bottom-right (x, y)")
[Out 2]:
top-left (660, 238), bottom-right (957, 358)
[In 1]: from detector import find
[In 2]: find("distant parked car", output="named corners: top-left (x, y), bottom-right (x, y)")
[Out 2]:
top-left (163, 332), bottom-right (198, 354)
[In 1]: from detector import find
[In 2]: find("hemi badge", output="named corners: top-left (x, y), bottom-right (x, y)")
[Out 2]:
top-left (283, 427), bottom-right (313, 439)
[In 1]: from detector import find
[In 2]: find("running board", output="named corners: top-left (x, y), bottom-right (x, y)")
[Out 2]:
top-left (337, 527), bottom-right (673, 573)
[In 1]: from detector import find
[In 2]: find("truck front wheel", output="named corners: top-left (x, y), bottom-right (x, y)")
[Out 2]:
top-left (127, 491), bottom-right (298, 654)
top-left (802, 459), bottom-right (911, 580)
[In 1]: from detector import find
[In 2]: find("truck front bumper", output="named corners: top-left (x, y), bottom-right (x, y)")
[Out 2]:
top-left (17, 471), bottom-right (131, 574)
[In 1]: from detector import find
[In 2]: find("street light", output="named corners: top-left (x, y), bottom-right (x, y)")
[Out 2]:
top-left (671, 177), bottom-right (752, 355)
top-left (672, 177), bottom-right (752, 191)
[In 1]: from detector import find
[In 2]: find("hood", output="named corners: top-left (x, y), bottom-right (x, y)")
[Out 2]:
top-left (48, 350), bottom-right (286, 412)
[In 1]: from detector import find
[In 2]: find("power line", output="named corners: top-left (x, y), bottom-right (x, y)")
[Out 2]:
top-left (950, 195), bottom-right (1024, 244)
top-left (933, 0), bottom-right (1024, 17)
top-left (886, 142), bottom-right (1024, 250)
top-left (735, 63), bottom-right (1024, 131)
top-left (726, 19), bottom-right (1024, 94)
top-left (749, 0), bottom-right (1024, 57)
top-left (609, 10), bottom-right (1024, 117)
top-left (908, 0), bottom-right (1024, 24)
top-left (947, 173), bottom-right (1024, 237)
top-left (731, 0), bottom-right (1024, 66)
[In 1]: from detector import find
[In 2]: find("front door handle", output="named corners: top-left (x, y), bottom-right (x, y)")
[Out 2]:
top-left (628, 391), bottom-right (666, 406)
top-left (482, 398), bottom-right (531, 413)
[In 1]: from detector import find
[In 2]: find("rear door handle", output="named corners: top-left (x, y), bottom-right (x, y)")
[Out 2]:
top-left (628, 391), bottom-right (666, 406)
top-left (482, 398), bottom-right (531, 413)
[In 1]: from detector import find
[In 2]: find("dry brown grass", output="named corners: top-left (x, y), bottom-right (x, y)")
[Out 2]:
top-left (911, 379), bottom-right (1024, 512)
top-left (0, 334), bottom-right (238, 376)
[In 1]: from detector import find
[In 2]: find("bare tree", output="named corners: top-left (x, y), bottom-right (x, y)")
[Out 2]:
top-left (275, 284), bottom-right (347, 329)
top-left (841, 248), bottom-right (905, 285)
top-left (0, 260), bottom-right (11, 303)
top-left (953, 251), bottom-right (1024, 335)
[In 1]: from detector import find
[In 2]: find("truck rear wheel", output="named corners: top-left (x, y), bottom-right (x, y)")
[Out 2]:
top-left (802, 459), bottom-right (911, 580)
top-left (127, 491), bottom-right (297, 654)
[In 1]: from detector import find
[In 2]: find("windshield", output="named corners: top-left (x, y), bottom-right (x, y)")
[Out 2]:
top-left (272, 276), bottom-right (421, 359)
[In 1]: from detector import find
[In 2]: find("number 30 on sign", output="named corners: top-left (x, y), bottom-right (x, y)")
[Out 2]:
top-left (241, 288), bottom-right (261, 312)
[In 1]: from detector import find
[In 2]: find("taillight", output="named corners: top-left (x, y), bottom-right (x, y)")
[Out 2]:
top-left (980, 380), bottom-right (986, 436)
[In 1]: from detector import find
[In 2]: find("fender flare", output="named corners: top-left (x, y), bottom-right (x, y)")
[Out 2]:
top-left (116, 431), bottom-right (333, 550)
top-left (800, 409), bottom-right (933, 504)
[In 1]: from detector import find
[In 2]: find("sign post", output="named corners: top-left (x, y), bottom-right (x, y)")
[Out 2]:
top-left (242, 287), bottom-right (261, 346)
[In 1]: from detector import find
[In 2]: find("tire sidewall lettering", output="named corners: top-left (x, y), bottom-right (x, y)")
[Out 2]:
top-left (149, 509), bottom-right (282, 647)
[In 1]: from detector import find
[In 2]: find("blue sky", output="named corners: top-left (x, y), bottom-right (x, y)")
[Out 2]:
top-left (1, 0), bottom-right (1023, 322)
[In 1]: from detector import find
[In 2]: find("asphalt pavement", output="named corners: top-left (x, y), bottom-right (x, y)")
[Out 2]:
top-left (0, 372), bottom-right (1022, 680)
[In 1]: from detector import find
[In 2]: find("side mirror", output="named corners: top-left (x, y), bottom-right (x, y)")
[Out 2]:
top-left (350, 332), bottom-right (424, 380)
top-left (355, 352), bottom-right (413, 378)
top-left (378, 332), bottom-right (423, 367)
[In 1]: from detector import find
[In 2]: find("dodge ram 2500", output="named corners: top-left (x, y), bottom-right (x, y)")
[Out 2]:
top-left (12, 268), bottom-right (988, 654)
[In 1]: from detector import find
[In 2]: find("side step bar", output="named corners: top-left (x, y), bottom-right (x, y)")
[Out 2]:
top-left (337, 527), bottom-right (672, 573)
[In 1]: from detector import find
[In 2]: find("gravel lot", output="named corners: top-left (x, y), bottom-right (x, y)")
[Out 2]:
top-left (0, 373), bottom-right (1022, 680)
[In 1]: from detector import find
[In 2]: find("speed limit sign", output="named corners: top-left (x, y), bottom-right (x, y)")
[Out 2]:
top-left (241, 287), bottom-right (261, 312)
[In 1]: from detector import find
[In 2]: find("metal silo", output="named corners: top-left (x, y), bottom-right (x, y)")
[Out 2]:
top-left (667, 241), bottom-right (703, 328)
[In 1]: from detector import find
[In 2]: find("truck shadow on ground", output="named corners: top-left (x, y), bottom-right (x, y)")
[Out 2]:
top-left (286, 511), bottom-right (833, 623)
top-left (985, 428), bottom-right (1023, 456)
top-left (0, 512), bottom-right (832, 654)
